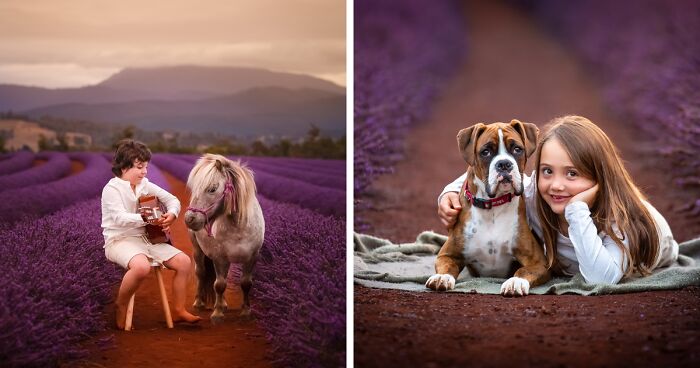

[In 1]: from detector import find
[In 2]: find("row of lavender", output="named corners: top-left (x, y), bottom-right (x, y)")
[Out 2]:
top-left (0, 152), bottom-right (174, 222)
top-left (154, 154), bottom-right (345, 217)
top-left (0, 151), bottom-right (71, 190)
top-left (0, 198), bottom-right (123, 367)
top-left (0, 153), bottom-right (112, 223)
top-left (523, 0), bottom-right (700, 214)
top-left (354, 0), bottom-right (466, 222)
top-left (162, 153), bottom-right (345, 189)
top-left (0, 150), bottom-right (34, 175)
top-left (0, 152), bottom-right (345, 367)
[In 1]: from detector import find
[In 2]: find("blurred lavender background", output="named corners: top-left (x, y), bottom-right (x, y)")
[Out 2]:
top-left (519, 0), bottom-right (700, 215)
top-left (354, 0), bottom-right (466, 228)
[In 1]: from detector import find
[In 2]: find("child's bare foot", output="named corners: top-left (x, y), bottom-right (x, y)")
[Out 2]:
top-left (115, 303), bottom-right (127, 330)
top-left (173, 310), bottom-right (202, 323)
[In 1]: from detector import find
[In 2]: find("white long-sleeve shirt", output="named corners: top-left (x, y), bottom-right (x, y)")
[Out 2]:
top-left (101, 176), bottom-right (180, 247)
top-left (440, 172), bottom-right (679, 284)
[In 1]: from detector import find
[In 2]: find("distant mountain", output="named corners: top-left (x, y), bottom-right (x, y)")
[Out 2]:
top-left (0, 85), bottom-right (159, 111)
top-left (99, 65), bottom-right (345, 96)
top-left (0, 65), bottom-right (344, 111)
top-left (24, 87), bottom-right (346, 138)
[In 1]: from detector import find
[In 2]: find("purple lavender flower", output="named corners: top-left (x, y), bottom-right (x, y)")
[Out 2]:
top-left (354, 0), bottom-right (466, 227)
top-left (245, 197), bottom-right (346, 367)
top-left (0, 152), bottom-right (71, 191)
top-left (0, 198), bottom-right (122, 367)
top-left (0, 152), bottom-right (112, 223)
top-left (0, 150), bottom-right (34, 176)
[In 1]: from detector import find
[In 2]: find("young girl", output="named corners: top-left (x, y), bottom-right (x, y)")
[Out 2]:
top-left (438, 116), bottom-right (679, 284)
top-left (101, 139), bottom-right (200, 329)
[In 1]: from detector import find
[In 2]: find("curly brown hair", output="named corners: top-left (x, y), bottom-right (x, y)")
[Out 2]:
top-left (111, 139), bottom-right (152, 177)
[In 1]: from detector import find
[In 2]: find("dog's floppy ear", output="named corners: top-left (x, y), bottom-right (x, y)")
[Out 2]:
top-left (510, 119), bottom-right (539, 158)
top-left (457, 123), bottom-right (486, 166)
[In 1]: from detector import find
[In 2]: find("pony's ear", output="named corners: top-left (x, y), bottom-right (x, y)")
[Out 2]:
top-left (215, 159), bottom-right (223, 171)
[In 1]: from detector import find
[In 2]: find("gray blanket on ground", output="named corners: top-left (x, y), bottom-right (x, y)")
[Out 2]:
top-left (353, 231), bottom-right (700, 295)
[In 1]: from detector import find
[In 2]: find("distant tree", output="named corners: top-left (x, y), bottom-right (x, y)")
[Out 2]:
top-left (149, 140), bottom-right (167, 153)
top-left (0, 134), bottom-right (6, 153)
top-left (56, 133), bottom-right (69, 151)
top-left (250, 140), bottom-right (270, 156)
top-left (307, 123), bottom-right (321, 141)
top-left (148, 132), bottom-right (183, 153)
top-left (228, 141), bottom-right (249, 155)
top-left (272, 139), bottom-right (292, 157)
top-left (38, 134), bottom-right (51, 151)
top-left (0, 110), bottom-right (30, 120)
top-left (287, 125), bottom-right (346, 159)
top-left (111, 125), bottom-right (136, 149)
top-left (201, 138), bottom-right (247, 156)
top-left (335, 135), bottom-right (346, 159)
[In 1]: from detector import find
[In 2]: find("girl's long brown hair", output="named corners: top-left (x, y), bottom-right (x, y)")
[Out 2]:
top-left (535, 116), bottom-right (659, 277)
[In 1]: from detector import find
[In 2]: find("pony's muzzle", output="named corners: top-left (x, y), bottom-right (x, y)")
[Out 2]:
top-left (184, 210), bottom-right (205, 231)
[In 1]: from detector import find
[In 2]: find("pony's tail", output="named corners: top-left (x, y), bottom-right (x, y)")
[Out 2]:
top-left (200, 254), bottom-right (217, 306)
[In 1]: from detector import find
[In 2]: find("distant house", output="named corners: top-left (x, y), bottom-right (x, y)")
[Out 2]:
top-left (64, 132), bottom-right (92, 150)
top-left (0, 119), bottom-right (57, 152)
top-left (0, 119), bottom-right (91, 151)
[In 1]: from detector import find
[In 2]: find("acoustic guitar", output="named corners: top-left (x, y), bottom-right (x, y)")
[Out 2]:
top-left (138, 195), bottom-right (170, 244)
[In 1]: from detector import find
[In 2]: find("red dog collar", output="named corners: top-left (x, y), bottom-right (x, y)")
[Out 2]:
top-left (462, 181), bottom-right (514, 210)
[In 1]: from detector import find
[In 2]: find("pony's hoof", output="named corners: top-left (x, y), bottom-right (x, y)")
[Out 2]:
top-left (239, 308), bottom-right (252, 318)
top-left (192, 299), bottom-right (206, 310)
top-left (210, 313), bottom-right (225, 325)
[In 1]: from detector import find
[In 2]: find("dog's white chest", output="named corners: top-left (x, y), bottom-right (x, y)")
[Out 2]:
top-left (461, 200), bottom-right (519, 277)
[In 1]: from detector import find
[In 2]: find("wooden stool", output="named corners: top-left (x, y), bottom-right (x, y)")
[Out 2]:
top-left (124, 261), bottom-right (174, 331)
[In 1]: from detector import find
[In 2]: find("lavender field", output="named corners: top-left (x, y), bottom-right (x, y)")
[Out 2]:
top-left (0, 151), bottom-right (346, 367)
top-left (354, 0), bottom-right (465, 226)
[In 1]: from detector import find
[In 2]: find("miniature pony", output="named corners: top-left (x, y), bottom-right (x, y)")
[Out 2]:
top-left (184, 154), bottom-right (264, 323)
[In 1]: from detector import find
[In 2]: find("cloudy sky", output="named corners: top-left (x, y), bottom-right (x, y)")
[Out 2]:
top-left (0, 0), bottom-right (346, 88)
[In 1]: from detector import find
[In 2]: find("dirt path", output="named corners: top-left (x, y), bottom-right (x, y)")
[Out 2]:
top-left (355, 1), bottom-right (700, 366)
top-left (70, 160), bottom-right (85, 174)
top-left (73, 171), bottom-right (271, 368)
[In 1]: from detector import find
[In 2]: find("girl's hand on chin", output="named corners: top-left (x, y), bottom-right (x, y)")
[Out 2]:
top-left (570, 184), bottom-right (599, 208)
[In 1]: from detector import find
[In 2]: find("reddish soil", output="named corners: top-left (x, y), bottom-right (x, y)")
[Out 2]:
top-left (355, 1), bottom-right (700, 367)
top-left (32, 159), bottom-right (47, 167)
top-left (70, 171), bottom-right (271, 368)
top-left (70, 160), bottom-right (85, 174)
top-left (355, 286), bottom-right (700, 368)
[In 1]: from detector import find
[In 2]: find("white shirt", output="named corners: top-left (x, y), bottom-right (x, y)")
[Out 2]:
top-left (101, 176), bottom-right (180, 247)
top-left (440, 172), bottom-right (679, 284)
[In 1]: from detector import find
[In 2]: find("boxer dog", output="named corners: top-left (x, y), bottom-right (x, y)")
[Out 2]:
top-left (426, 120), bottom-right (550, 296)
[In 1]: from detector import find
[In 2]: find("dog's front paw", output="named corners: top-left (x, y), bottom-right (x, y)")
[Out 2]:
top-left (500, 277), bottom-right (530, 297)
top-left (425, 274), bottom-right (456, 291)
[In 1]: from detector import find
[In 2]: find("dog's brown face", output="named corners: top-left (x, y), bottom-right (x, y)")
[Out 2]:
top-left (457, 119), bottom-right (539, 197)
